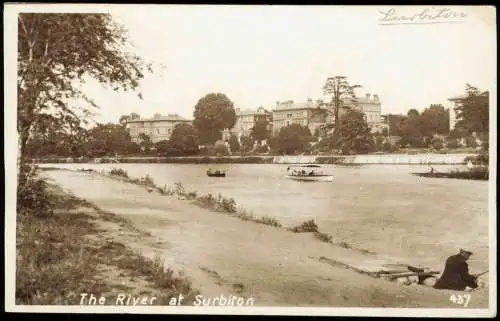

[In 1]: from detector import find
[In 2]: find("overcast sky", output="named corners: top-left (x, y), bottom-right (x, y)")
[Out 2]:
top-left (19, 5), bottom-right (497, 124)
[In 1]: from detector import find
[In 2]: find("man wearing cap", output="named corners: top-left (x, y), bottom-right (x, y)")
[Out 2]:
top-left (434, 249), bottom-right (478, 291)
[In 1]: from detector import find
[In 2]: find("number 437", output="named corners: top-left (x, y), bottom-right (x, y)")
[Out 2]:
top-left (450, 294), bottom-right (472, 307)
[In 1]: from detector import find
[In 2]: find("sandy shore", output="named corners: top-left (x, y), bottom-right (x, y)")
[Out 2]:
top-left (42, 169), bottom-right (489, 308)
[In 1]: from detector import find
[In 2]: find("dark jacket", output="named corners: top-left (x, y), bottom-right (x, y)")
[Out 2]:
top-left (434, 254), bottom-right (478, 290)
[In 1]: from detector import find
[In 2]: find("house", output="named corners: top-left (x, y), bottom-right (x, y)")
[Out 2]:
top-left (125, 113), bottom-right (192, 144)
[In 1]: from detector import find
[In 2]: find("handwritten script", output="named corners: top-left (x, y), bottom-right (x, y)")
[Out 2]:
top-left (378, 7), bottom-right (467, 25)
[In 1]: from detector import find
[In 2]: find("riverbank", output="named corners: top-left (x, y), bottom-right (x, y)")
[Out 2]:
top-left (31, 153), bottom-right (476, 165)
top-left (412, 166), bottom-right (489, 181)
top-left (31, 168), bottom-right (489, 307)
top-left (16, 177), bottom-right (198, 305)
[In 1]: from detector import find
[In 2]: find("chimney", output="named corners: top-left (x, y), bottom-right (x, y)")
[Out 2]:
top-left (276, 101), bottom-right (280, 108)
top-left (365, 93), bottom-right (371, 99)
top-left (373, 94), bottom-right (379, 101)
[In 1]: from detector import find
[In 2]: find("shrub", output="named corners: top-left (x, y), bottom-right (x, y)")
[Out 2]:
top-left (314, 232), bottom-right (333, 243)
top-left (290, 219), bottom-right (319, 233)
top-left (109, 168), bottom-right (129, 178)
top-left (17, 166), bottom-right (53, 218)
top-left (431, 139), bottom-right (443, 151)
top-left (256, 216), bottom-right (282, 228)
top-left (214, 143), bottom-right (230, 156)
top-left (446, 139), bottom-right (459, 149)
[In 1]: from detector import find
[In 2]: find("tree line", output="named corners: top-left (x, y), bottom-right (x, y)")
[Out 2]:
top-left (18, 13), bottom-right (489, 164)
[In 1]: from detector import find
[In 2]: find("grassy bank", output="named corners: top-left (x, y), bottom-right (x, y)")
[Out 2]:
top-left (16, 169), bottom-right (198, 305)
top-left (91, 168), bottom-right (375, 255)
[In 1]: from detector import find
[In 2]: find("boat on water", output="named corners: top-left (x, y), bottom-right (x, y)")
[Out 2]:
top-left (285, 164), bottom-right (334, 182)
top-left (207, 168), bottom-right (226, 177)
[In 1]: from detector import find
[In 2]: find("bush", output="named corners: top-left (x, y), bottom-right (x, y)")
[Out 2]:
top-left (109, 168), bottom-right (129, 178)
top-left (214, 143), bottom-right (230, 156)
top-left (290, 219), bottom-right (319, 233)
top-left (256, 216), bottom-right (282, 228)
top-left (446, 139), bottom-right (459, 149)
top-left (314, 232), bottom-right (333, 243)
top-left (17, 166), bottom-right (53, 218)
top-left (431, 139), bottom-right (443, 151)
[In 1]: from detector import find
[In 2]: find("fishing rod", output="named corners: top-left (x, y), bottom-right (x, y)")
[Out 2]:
top-left (474, 270), bottom-right (489, 278)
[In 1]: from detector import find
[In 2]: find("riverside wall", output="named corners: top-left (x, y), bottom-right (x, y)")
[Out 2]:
top-left (33, 153), bottom-right (475, 165)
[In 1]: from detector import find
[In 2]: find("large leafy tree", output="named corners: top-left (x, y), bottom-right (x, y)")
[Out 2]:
top-left (419, 104), bottom-right (450, 137)
top-left (168, 123), bottom-right (200, 156)
top-left (17, 13), bottom-right (151, 174)
top-left (335, 110), bottom-right (375, 155)
top-left (250, 119), bottom-right (270, 144)
top-left (454, 84), bottom-right (489, 134)
top-left (322, 76), bottom-right (361, 136)
top-left (192, 93), bottom-right (236, 145)
top-left (271, 124), bottom-right (313, 155)
top-left (85, 123), bottom-right (140, 157)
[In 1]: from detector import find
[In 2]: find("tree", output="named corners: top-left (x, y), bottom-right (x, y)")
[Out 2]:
top-left (17, 13), bottom-right (151, 176)
top-left (322, 76), bottom-right (361, 136)
top-left (228, 134), bottom-right (240, 153)
top-left (85, 123), bottom-right (140, 157)
top-left (168, 123), bottom-right (200, 155)
top-left (138, 133), bottom-right (152, 151)
top-left (419, 104), bottom-right (450, 137)
top-left (240, 135), bottom-right (254, 154)
top-left (192, 93), bottom-right (236, 145)
top-left (119, 112), bottom-right (141, 126)
top-left (454, 84), bottom-right (489, 134)
top-left (271, 124), bottom-right (313, 155)
top-left (335, 110), bottom-right (375, 155)
top-left (250, 120), bottom-right (270, 144)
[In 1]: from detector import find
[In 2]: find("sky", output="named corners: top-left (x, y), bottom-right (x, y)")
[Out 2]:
top-left (20, 5), bottom-right (498, 124)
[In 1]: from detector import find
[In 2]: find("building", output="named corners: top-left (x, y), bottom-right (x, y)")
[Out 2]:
top-left (232, 106), bottom-right (272, 138)
top-left (125, 113), bottom-right (192, 144)
top-left (342, 93), bottom-right (383, 133)
top-left (447, 94), bottom-right (468, 131)
top-left (271, 99), bottom-right (327, 136)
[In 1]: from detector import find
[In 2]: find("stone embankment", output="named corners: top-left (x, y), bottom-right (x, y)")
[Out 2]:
top-left (33, 153), bottom-right (475, 165)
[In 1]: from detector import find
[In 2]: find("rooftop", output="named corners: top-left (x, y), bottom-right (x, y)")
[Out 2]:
top-left (127, 114), bottom-right (191, 123)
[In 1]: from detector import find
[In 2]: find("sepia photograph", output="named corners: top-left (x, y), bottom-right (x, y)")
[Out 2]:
top-left (4, 4), bottom-right (496, 317)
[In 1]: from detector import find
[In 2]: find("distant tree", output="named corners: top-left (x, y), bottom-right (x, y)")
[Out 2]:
top-left (446, 138), bottom-right (459, 149)
top-left (430, 137), bottom-right (444, 150)
top-left (454, 84), bottom-right (489, 134)
top-left (138, 133), bottom-right (152, 151)
top-left (193, 93), bottom-right (237, 145)
top-left (322, 76), bottom-right (361, 135)
top-left (387, 114), bottom-right (407, 137)
top-left (419, 104), bottom-right (450, 137)
top-left (17, 13), bottom-right (152, 176)
top-left (168, 123), bottom-right (200, 155)
top-left (271, 124), bottom-right (313, 155)
top-left (228, 134), bottom-right (240, 153)
top-left (85, 123), bottom-right (140, 157)
top-left (240, 135), bottom-right (254, 154)
top-left (407, 109), bottom-right (420, 120)
top-left (119, 113), bottom-right (141, 126)
top-left (335, 110), bottom-right (375, 155)
top-left (213, 141), bottom-right (230, 156)
top-left (250, 120), bottom-right (270, 144)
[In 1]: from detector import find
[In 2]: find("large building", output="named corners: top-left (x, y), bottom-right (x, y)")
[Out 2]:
top-left (271, 99), bottom-right (327, 136)
top-left (125, 113), bottom-right (192, 143)
top-left (342, 93), bottom-right (383, 133)
top-left (232, 106), bottom-right (272, 138)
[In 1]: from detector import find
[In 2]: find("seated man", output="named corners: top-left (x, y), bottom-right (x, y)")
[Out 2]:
top-left (434, 249), bottom-right (478, 291)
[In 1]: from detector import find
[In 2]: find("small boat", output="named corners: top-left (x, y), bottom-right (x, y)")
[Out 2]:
top-left (207, 169), bottom-right (226, 177)
top-left (285, 164), bottom-right (334, 182)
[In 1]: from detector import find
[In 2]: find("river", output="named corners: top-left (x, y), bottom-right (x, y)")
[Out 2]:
top-left (40, 163), bottom-right (490, 274)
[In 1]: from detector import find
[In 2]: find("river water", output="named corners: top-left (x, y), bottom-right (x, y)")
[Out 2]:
top-left (41, 163), bottom-right (491, 273)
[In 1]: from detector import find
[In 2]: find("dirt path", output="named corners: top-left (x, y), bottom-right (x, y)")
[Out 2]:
top-left (43, 170), bottom-right (489, 308)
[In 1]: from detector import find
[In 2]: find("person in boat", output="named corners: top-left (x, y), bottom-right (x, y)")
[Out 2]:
top-left (433, 249), bottom-right (478, 291)
top-left (309, 170), bottom-right (315, 176)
